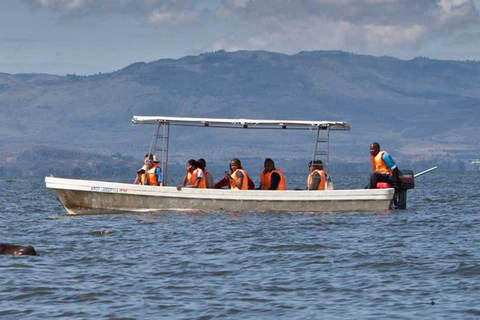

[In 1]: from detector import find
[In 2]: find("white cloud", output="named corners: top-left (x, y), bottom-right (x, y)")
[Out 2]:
top-left (216, 0), bottom-right (250, 17)
top-left (437, 0), bottom-right (473, 24)
top-left (363, 24), bottom-right (426, 50)
top-left (211, 36), bottom-right (244, 52)
top-left (147, 9), bottom-right (199, 25)
top-left (209, 0), bottom-right (480, 57)
top-left (22, 0), bottom-right (480, 58)
top-left (27, 0), bottom-right (93, 11)
top-left (23, 0), bottom-right (202, 26)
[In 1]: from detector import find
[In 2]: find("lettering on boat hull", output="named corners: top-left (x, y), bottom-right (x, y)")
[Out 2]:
top-left (90, 186), bottom-right (128, 193)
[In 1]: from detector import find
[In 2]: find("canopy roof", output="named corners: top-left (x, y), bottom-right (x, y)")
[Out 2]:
top-left (132, 115), bottom-right (350, 130)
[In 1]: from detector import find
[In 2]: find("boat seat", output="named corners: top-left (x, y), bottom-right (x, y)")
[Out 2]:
top-left (376, 182), bottom-right (391, 188)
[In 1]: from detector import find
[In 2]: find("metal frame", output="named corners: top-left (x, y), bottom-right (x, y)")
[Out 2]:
top-left (312, 126), bottom-right (331, 176)
top-left (133, 115), bottom-right (350, 130)
top-left (146, 121), bottom-right (170, 185)
top-left (135, 116), bottom-right (350, 186)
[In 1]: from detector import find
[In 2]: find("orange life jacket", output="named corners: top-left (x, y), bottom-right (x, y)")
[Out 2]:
top-left (141, 165), bottom-right (159, 186)
top-left (230, 169), bottom-right (249, 190)
top-left (260, 169), bottom-right (286, 190)
top-left (203, 169), bottom-right (214, 188)
top-left (307, 169), bottom-right (326, 190)
top-left (371, 151), bottom-right (392, 176)
top-left (187, 168), bottom-right (206, 188)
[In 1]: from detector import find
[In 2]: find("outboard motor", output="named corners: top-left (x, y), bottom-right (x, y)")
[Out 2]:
top-left (393, 169), bottom-right (415, 209)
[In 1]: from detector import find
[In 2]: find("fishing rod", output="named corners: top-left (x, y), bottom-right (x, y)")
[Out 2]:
top-left (414, 166), bottom-right (438, 178)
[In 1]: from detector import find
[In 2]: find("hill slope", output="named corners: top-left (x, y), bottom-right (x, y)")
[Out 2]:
top-left (0, 50), bottom-right (479, 176)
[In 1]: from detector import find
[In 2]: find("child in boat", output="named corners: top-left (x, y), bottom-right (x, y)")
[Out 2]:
top-left (177, 159), bottom-right (206, 190)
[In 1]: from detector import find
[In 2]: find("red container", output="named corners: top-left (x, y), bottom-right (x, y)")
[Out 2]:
top-left (376, 182), bottom-right (391, 188)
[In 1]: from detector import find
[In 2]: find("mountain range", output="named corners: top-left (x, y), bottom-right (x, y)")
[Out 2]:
top-left (1, 50), bottom-right (479, 177)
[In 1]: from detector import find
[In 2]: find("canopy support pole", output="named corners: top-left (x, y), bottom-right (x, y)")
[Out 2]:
top-left (312, 126), bottom-right (330, 175)
top-left (147, 121), bottom-right (170, 186)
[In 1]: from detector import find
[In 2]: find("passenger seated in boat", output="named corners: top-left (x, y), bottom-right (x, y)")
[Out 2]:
top-left (307, 160), bottom-right (326, 190)
top-left (177, 159), bottom-right (206, 190)
top-left (367, 142), bottom-right (400, 189)
top-left (225, 158), bottom-right (249, 190)
top-left (134, 153), bottom-right (162, 186)
top-left (134, 153), bottom-right (150, 184)
top-left (197, 158), bottom-right (214, 188)
top-left (152, 155), bottom-right (163, 186)
top-left (258, 158), bottom-right (286, 190)
top-left (214, 172), bottom-right (255, 189)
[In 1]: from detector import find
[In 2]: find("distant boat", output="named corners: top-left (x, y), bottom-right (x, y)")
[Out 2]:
top-left (46, 116), bottom-right (394, 215)
top-left (471, 159), bottom-right (480, 165)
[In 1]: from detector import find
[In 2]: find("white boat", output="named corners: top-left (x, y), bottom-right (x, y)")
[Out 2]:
top-left (46, 116), bottom-right (395, 215)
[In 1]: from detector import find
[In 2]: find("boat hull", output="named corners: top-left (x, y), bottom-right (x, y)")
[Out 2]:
top-left (45, 177), bottom-right (394, 215)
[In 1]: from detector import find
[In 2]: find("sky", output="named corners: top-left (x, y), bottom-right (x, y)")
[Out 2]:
top-left (1, 0), bottom-right (480, 75)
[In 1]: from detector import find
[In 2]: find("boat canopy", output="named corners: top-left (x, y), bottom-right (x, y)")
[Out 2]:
top-left (132, 115), bottom-right (350, 185)
top-left (132, 116), bottom-right (350, 130)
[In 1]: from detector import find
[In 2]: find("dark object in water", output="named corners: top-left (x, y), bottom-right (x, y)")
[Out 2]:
top-left (0, 243), bottom-right (37, 256)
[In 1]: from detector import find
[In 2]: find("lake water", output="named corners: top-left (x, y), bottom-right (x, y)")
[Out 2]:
top-left (1, 171), bottom-right (479, 319)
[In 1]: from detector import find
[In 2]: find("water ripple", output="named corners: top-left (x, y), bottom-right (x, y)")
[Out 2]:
top-left (1, 173), bottom-right (480, 319)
